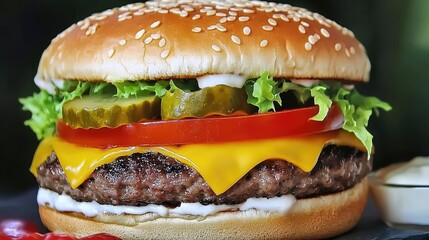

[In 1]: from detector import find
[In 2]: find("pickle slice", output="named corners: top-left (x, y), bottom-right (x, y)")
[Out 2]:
top-left (161, 85), bottom-right (255, 120)
top-left (63, 95), bottom-right (161, 129)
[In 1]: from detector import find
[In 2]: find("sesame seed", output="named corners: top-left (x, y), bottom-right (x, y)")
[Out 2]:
top-left (158, 9), bottom-right (168, 14)
top-left (180, 11), bottom-right (189, 17)
top-left (118, 12), bottom-right (132, 19)
top-left (315, 34), bottom-right (321, 40)
top-left (135, 29), bottom-right (146, 40)
top-left (335, 43), bottom-right (342, 51)
top-left (216, 25), bottom-right (227, 32)
top-left (118, 16), bottom-right (131, 22)
top-left (207, 25), bottom-right (217, 30)
top-left (305, 42), bottom-right (312, 51)
top-left (262, 25), bottom-right (273, 31)
top-left (184, 6), bottom-right (194, 12)
top-left (192, 14), bottom-right (201, 20)
top-left (170, 8), bottom-right (181, 14)
top-left (293, 16), bottom-right (300, 22)
top-left (102, 9), bottom-right (115, 16)
top-left (227, 16), bottom-right (236, 21)
top-left (133, 11), bottom-right (144, 16)
top-left (192, 27), bottom-right (202, 33)
top-left (144, 36), bottom-right (153, 44)
top-left (268, 18), bottom-right (277, 26)
top-left (159, 38), bottom-right (166, 47)
top-left (207, 10), bottom-right (216, 16)
top-left (216, 5), bottom-right (228, 10)
top-left (151, 33), bottom-right (161, 40)
top-left (85, 24), bottom-right (99, 36)
top-left (150, 20), bottom-right (161, 29)
top-left (216, 12), bottom-right (227, 17)
top-left (231, 34), bottom-right (241, 45)
top-left (239, 16), bottom-right (250, 22)
top-left (243, 26), bottom-right (251, 35)
top-left (119, 39), bottom-right (127, 46)
top-left (243, 8), bottom-right (254, 13)
top-left (212, 44), bottom-right (221, 52)
top-left (350, 47), bottom-right (356, 54)
top-left (119, 6), bottom-right (129, 12)
top-left (80, 19), bottom-right (90, 30)
top-left (220, 17), bottom-right (227, 23)
top-left (94, 15), bottom-right (107, 21)
top-left (77, 20), bottom-right (84, 27)
top-left (345, 48), bottom-right (350, 57)
top-left (260, 39), bottom-right (268, 47)
top-left (108, 48), bottom-right (115, 58)
top-left (128, 3), bottom-right (144, 11)
top-left (160, 49), bottom-right (170, 59)
top-left (321, 28), bottom-right (330, 38)
top-left (280, 15), bottom-right (289, 22)
top-left (301, 21), bottom-right (309, 27)
top-left (298, 25), bottom-right (306, 34)
top-left (308, 35), bottom-right (316, 45)
top-left (229, 11), bottom-right (237, 16)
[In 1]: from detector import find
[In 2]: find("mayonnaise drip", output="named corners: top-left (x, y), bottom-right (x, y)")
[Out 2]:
top-left (37, 188), bottom-right (296, 217)
top-left (34, 76), bottom-right (65, 94)
top-left (290, 79), bottom-right (320, 87)
top-left (197, 74), bottom-right (247, 89)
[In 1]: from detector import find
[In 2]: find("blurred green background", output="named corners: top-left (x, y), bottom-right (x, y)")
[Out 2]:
top-left (0, 0), bottom-right (428, 193)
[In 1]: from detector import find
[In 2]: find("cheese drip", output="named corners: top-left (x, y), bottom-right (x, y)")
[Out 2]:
top-left (30, 130), bottom-right (364, 195)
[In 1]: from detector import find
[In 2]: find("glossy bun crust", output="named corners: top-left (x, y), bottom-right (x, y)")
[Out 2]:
top-left (39, 179), bottom-right (368, 240)
top-left (35, 0), bottom-right (370, 86)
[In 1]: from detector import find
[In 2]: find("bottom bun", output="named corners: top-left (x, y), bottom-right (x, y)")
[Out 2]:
top-left (40, 178), bottom-right (368, 240)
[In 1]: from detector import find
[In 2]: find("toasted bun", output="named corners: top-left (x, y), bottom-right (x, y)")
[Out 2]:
top-left (36, 0), bottom-right (370, 85)
top-left (39, 179), bottom-right (367, 240)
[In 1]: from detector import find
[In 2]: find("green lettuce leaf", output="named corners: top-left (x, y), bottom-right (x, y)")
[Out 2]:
top-left (245, 72), bottom-right (391, 156)
top-left (330, 85), bottom-right (392, 155)
top-left (113, 80), bottom-right (170, 98)
top-left (19, 91), bottom-right (60, 139)
top-left (245, 71), bottom-right (283, 113)
top-left (309, 86), bottom-right (332, 121)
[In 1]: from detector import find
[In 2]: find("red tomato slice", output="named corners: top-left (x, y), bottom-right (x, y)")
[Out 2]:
top-left (57, 105), bottom-right (343, 148)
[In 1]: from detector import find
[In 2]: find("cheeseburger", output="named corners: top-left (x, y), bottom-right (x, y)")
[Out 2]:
top-left (20, 0), bottom-right (391, 239)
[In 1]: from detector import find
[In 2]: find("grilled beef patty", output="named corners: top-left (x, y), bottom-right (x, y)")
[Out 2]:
top-left (36, 145), bottom-right (371, 207)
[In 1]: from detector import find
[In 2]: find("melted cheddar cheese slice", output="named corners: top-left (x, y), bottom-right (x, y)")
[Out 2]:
top-left (30, 130), bottom-right (364, 195)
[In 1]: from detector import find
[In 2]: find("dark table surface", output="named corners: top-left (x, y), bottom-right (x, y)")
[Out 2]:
top-left (1, 188), bottom-right (429, 239)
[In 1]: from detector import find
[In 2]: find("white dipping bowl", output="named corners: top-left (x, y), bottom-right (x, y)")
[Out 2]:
top-left (369, 163), bottom-right (429, 229)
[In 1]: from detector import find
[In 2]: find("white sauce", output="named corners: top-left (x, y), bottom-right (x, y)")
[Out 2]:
top-left (343, 84), bottom-right (355, 90)
top-left (34, 76), bottom-right (65, 94)
top-left (385, 156), bottom-right (429, 186)
top-left (34, 76), bottom-right (56, 94)
top-left (370, 156), bottom-right (429, 226)
top-left (290, 79), bottom-right (320, 87)
top-left (197, 74), bottom-right (247, 89)
top-left (37, 188), bottom-right (296, 217)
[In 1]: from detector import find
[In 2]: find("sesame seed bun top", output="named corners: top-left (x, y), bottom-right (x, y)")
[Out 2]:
top-left (35, 0), bottom-right (370, 85)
